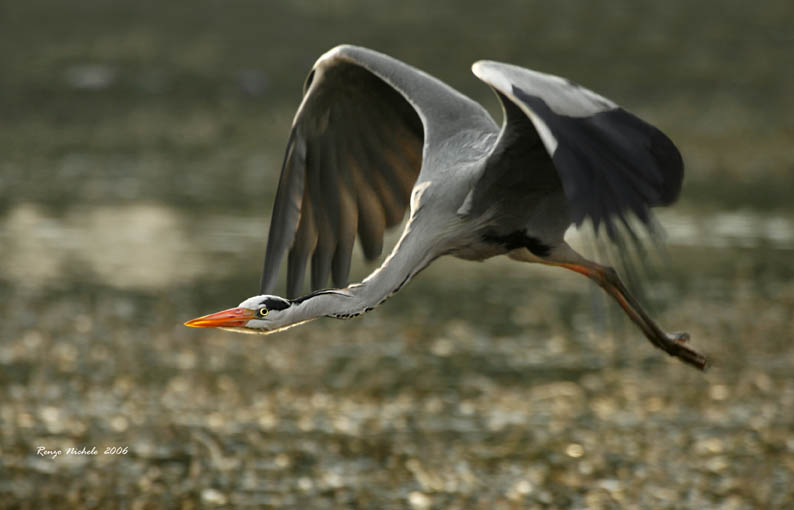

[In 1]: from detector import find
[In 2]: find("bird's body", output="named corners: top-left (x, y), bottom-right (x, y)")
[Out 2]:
top-left (186, 45), bottom-right (708, 370)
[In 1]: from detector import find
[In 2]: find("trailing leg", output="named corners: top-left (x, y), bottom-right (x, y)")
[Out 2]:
top-left (524, 243), bottom-right (709, 370)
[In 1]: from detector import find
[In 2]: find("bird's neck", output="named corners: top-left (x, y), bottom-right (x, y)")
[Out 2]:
top-left (290, 227), bottom-right (438, 322)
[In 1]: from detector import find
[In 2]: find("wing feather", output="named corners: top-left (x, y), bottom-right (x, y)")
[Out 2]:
top-left (286, 192), bottom-right (316, 298)
top-left (260, 45), bottom-right (494, 296)
top-left (307, 138), bottom-right (337, 291)
top-left (348, 153), bottom-right (386, 260)
top-left (472, 60), bottom-right (683, 239)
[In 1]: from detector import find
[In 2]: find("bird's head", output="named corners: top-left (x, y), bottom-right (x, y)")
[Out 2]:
top-left (184, 295), bottom-right (299, 334)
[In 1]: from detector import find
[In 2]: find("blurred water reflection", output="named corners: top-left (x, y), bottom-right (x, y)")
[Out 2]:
top-left (2, 202), bottom-right (791, 292)
top-left (2, 0), bottom-right (794, 507)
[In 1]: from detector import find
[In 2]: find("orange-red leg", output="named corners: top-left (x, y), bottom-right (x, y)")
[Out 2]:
top-left (535, 244), bottom-right (708, 370)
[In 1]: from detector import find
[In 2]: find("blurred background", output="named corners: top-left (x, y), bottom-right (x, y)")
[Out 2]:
top-left (1, 1), bottom-right (793, 508)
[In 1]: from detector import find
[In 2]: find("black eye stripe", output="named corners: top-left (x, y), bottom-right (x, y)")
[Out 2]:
top-left (259, 297), bottom-right (290, 311)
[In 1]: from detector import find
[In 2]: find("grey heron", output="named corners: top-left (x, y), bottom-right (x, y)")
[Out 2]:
top-left (186, 45), bottom-right (708, 370)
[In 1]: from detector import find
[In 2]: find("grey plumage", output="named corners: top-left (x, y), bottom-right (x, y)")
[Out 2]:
top-left (261, 45), bottom-right (684, 297)
top-left (189, 44), bottom-right (707, 371)
top-left (260, 45), bottom-right (495, 297)
top-left (472, 61), bottom-right (682, 237)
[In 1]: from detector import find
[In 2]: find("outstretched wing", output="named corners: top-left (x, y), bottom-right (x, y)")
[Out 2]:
top-left (260, 45), bottom-right (494, 297)
top-left (471, 61), bottom-right (683, 239)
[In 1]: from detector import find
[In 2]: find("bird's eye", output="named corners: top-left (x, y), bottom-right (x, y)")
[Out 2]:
top-left (258, 307), bottom-right (269, 317)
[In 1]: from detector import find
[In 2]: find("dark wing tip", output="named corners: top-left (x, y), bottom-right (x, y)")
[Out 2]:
top-left (473, 60), bottom-right (686, 236)
top-left (647, 125), bottom-right (684, 206)
top-left (531, 100), bottom-right (685, 232)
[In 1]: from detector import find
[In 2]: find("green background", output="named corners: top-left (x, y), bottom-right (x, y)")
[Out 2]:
top-left (1, 1), bottom-right (793, 508)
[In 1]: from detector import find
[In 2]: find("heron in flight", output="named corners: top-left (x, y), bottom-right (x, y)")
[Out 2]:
top-left (186, 45), bottom-right (707, 370)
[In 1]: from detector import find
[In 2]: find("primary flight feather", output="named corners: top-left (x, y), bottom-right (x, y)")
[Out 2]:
top-left (186, 45), bottom-right (707, 370)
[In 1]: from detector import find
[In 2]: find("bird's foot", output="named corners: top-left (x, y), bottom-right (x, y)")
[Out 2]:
top-left (656, 330), bottom-right (709, 371)
top-left (668, 331), bottom-right (690, 345)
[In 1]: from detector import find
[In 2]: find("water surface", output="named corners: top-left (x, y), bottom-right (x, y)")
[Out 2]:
top-left (2, 1), bottom-right (793, 508)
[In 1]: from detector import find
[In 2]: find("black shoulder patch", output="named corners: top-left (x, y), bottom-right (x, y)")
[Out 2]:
top-left (483, 231), bottom-right (551, 257)
top-left (289, 289), bottom-right (351, 305)
top-left (260, 297), bottom-right (291, 311)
